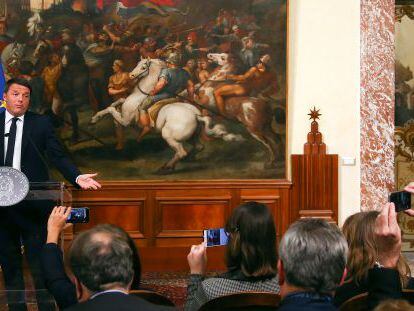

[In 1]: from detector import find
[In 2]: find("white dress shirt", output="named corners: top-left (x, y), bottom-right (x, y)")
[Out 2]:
top-left (4, 110), bottom-right (24, 171)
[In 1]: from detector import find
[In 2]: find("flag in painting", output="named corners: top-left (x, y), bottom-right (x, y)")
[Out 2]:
top-left (0, 63), bottom-right (5, 113)
top-left (96, 0), bottom-right (180, 9)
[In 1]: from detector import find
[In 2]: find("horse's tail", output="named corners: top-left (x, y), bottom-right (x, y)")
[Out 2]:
top-left (196, 115), bottom-right (244, 141)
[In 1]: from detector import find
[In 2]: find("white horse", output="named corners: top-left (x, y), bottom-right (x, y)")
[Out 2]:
top-left (90, 58), bottom-right (242, 173)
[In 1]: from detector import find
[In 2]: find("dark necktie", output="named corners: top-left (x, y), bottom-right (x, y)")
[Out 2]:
top-left (5, 117), bottom-right (18, 167)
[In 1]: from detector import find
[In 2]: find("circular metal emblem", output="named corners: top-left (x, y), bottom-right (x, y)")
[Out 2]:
top-left (0, 167), bottom-right (30, 207)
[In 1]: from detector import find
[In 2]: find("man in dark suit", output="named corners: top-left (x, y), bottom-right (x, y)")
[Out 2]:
top-left (0, 77), bottom-right (101, 310)
top-left (64, 225), bottom-right (173, 311)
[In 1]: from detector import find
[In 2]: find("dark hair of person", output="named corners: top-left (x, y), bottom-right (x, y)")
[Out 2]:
top-left (69, 225), bottom-right (134, 292)
top-left (225, 201), bottom-right (277, 278)
top-left (92, 224), bottom-right (141, 289)
top-left (5, 77), bottom-right (32, 94)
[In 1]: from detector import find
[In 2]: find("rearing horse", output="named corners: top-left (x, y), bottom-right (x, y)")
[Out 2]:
top-left (90, 58), bottom-right (242, 173)
top-left (197, 53), bottom-right (282, 167)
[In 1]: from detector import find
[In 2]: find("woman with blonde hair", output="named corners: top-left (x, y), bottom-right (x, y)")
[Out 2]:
top-left (334, 210), bottom-right (414, 306)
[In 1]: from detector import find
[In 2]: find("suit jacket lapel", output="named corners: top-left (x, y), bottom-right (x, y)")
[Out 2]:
top-left (0, 111), bottom-right (4, 165)
top-left (21, 112), bottom-right (33, 158)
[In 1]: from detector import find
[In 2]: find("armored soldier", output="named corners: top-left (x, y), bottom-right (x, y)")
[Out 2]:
top-left (138, 53), bottom-right (195, 141)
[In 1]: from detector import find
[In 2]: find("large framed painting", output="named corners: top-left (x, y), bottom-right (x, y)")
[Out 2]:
top-left (395, 0), bottom-right (414, 251)
top-left (1, 0), bottom-right (287, 180)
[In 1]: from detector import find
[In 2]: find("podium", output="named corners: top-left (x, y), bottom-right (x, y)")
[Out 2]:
top-left (25, 181), bottom-right (72, 205)
top-left (25, 182), bottom-right (72, 250)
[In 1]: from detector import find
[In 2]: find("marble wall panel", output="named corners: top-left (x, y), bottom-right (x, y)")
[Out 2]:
top-left (360, 0), bottom-right (395, 210)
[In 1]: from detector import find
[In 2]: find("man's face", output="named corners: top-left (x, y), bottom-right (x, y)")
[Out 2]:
top-left (4, 83), bottom-right (31, 117)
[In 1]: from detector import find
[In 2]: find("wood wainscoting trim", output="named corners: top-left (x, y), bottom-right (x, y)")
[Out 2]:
top-left (68, 179), bottom-right (292, 271)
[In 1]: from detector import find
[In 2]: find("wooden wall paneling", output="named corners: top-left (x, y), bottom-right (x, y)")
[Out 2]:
top-left (290, 155), bottom-right (302, 222)
top-left (291, 154), bottom-right (338, 224)
top-left (69, 181), bottom-right (292, 271)
top-left (290, 112), bottom-right (338, 225)
top-left (154, 189), bottom-right (232, 247)
top-left (72, 188), bottom-right (147, 245)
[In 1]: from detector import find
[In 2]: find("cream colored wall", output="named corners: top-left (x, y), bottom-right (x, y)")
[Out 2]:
top-left (288, 0), bottom-right (361, 225)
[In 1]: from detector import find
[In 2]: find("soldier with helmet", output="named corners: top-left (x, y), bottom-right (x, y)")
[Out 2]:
top-left (137, 52), bottom-right (195, 141)
top-left (139, 37), bottom-right (159, 59)
top-left (213, 54), bottom-right (273, 115)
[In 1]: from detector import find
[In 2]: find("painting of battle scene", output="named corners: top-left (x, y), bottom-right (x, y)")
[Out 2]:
top-left (0, 0), bottom-right (287, 179)
top-left (395, 1), bottom-right (414, 251)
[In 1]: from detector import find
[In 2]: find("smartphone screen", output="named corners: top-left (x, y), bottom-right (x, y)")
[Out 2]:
top-left (389, 191), bottom-right (411, 213)
top-left (67, 207), bottom-right (90, 223)
top-left (203, 228), bottom-right (229, 247)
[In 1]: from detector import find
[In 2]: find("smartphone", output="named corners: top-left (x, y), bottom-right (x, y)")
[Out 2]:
top-left (67, 207), bottom-right (90, 223)
top-left (203, 228), bottom-right (229, 247)
top-left (389, 191), bottom-right (411, 213)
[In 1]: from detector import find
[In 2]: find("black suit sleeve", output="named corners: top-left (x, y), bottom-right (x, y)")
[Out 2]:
top-left (367, 267), bottom-right (402, 310)
top-left (44, 117), bottom-right (81, 186)
top-left (40, 243), bottom-right (77, 310)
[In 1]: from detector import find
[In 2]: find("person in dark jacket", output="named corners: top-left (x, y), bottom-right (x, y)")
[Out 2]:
top-left (55, 218), bottom-right (173, 311)
top-left (40, 207), bottom-right (142, 309)
top-left (0, 78), bottom-right (100, 311)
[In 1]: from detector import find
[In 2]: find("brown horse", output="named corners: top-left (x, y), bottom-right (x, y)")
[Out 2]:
top-left (197, 53), bottom-right (283, 167)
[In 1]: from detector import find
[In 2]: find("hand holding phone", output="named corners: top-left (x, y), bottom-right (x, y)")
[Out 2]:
top-left (47, 206), bottom-right (72, 244)
top-left (67, 207), bottom-right (90, 223)
top-left (203, 228), bottom-right (229, 247)
top-left (389, 191), bottom-right (411, 213)
top-left (187, 243), bottom-right (207, 275)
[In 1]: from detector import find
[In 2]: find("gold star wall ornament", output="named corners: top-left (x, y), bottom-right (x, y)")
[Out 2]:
top-left (308, 107), bottom-right (322, 121)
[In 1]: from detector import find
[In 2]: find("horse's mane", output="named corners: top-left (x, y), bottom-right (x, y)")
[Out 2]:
top-left (150, 58), bottom-right (166, 67)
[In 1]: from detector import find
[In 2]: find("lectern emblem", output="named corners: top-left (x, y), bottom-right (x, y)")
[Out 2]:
top-left (0, 167), bottom-right (29, 207)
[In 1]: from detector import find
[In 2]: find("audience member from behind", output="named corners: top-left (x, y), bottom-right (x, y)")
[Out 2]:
top-left (184, 201), bottom-right (279, 311)
top-left (374, 299), bottom-right (414, 311)
top-left (40, 207), bottom-right (143, 309)
top-left (41, 206), bottom-right (167, 310)
top-left (334, 209), bottom-right (413, 307)
top-left (277, 218), bottom-right (347, 311)
top-left (65, 224), bottom-right (173, 311)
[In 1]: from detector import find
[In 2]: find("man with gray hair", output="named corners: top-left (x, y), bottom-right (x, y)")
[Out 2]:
top-left (277, 218), bottom-right (347, 310)
top-left (65, 226), bottom-right (173, 311)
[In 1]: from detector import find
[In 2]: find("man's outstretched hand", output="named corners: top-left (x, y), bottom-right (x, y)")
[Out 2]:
top-left (76, 173), bottom-right (102, 190)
